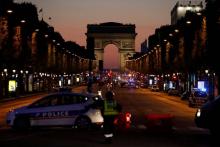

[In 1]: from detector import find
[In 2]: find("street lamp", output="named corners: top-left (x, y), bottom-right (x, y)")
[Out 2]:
top-left (186, 20), bottom-right (191, 24)
top-left (7, 9), bottom-right (13, 14)
top-left (86, 37), bottom-right (94, 93)
top-left (20, 19), bottom-right (26, 23)
top-left (174, 29), bottom-right (179, 33)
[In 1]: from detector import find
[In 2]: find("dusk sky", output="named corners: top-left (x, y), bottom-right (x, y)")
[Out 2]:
top-left (14, 0), bottom-right (198, 69)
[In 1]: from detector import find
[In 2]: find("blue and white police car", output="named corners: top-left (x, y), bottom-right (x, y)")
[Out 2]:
top-left (6, 92), bottom-right (104, 130)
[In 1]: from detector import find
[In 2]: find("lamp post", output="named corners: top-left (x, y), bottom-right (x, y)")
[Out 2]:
top-left (86, 37), bottom-right (94, 93)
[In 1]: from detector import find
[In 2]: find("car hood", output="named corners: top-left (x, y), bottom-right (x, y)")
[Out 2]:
top-left (201, 99), bottom-right (215, 109)
top-left (13, 106), bottom-right (28, 112)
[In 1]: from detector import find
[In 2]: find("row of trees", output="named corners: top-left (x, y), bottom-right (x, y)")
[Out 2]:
top-left (0, 0), bottom-right (96, 98)
top-left (0, 0), bottom-right (92, 75)
top-left (126, 0), bottom-right (220, 95)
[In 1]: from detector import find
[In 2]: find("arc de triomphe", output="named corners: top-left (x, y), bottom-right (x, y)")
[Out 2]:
top-left (86, 22), bottom-right (137, 72)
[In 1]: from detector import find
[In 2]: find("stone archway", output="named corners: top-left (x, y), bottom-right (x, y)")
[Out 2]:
top-left (103, 44), bottom-right (119, 70)
top-left (86, 22), bottom-right (137, 72)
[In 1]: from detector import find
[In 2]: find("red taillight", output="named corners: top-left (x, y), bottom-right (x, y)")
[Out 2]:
top-left (125, 112), bottom-right (131, 122)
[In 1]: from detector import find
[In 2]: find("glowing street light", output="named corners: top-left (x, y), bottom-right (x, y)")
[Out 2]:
top-left (20, 19), bottom-right (26, 23)
top-left (7, 9), bottom-right (13, 14)
top-left (174, 29), bottom-right (179, 33)
top-left (186, 20), bottom-right (191, 24)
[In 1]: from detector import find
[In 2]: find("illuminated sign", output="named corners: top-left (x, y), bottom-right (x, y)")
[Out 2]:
top-left (149, 79), bottom-right (152, 85)
top-left (68, 79), bottom-right (71, 85)
top-left (76, 77), bottom-right (80, 82)
top-left (8, 80), bottom-right (16, 92)
top-left (169, 81), bottom-right (173, 89)
top-left (198, 81), bottom-right (206, 92)
top-left (59, 80), bottom-right (62, 87)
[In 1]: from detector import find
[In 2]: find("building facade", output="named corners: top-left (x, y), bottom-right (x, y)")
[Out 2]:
top-left (171, 0), bottom-right (204, 25)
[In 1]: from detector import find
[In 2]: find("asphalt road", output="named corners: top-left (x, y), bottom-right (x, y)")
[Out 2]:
top-left (0, 85), bottom-right (218, 147)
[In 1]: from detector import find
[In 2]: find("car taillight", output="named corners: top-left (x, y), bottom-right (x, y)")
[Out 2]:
top-left (125, 112), bottom-right (131, 122)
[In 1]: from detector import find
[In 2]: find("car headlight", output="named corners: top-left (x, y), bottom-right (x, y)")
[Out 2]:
top-left (94, 110), bottom-right (101, 115)
top-left (196, 109), bottom-right (201, 117)
top-left (94, 97), bottom-right (99, 101)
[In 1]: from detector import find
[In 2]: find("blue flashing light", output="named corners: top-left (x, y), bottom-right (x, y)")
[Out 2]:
top-left (201, 88), bottom-right (207, 92)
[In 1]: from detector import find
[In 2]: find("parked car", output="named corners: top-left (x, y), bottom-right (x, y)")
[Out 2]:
top-left (188, 90), bottom-right (208, 107)
top-left (167, 88), bottom-right (180, 96)
top-left (151, 85), bottom-right (159, 92)
top-left (6, 92), bottom-right (104, 130)
top-left (195, 95), bottom-right (220, 136)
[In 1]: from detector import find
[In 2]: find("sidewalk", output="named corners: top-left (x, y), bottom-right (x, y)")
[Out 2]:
top-left (0, 92), bottom-right (48, 103)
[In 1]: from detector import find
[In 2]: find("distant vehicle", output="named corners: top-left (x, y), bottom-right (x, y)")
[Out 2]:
top-left (188, 90), bottom-right (208, 107)
top-left (167, 88), bottom-right (180, 96)
top-left (120, 81), bottom-right (128, 87)
top-left (181, 88), bottom-right (207, 100)
top-left (151, 85), bottom-right (159, 92)
top-left (195, 95), bottom-right (220, 136)
top-left (6, 92), bottom-right (104, 130)
top-left (140, 82), bottom-right (147, 88)
top-left (52, 85), bottom-right (61, 92)
top-left (52, 86), bottom-right (72, 92)
top-left (120, 81), bottom-right (139, 88)
top-left (81, 81), bottom-right (88, 86)
top-left (124, 82), bottom-right (139, 88)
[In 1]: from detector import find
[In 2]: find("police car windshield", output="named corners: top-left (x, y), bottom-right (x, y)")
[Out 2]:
top-left (28, 93), bottom-right (90, 108)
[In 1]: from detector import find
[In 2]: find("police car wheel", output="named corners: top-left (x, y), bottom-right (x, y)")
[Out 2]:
top-left (74, 116), bottom-right (91, 130)
top-left (13, 117), bottom-right (30, 130)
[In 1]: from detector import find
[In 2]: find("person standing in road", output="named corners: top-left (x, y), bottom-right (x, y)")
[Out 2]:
top-left (102, 90), bottom-right (121, 144)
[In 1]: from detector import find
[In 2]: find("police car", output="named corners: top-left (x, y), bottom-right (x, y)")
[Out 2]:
top-left (6, 92), bottom-right (104, 130)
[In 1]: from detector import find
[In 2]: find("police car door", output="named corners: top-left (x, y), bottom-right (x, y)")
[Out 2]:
top-left (28, 94), bottom-right (66, 126)
top-left (57, 94), bottom-right (89, 126)
top-left (28, 94), bottom-right (88, 126)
